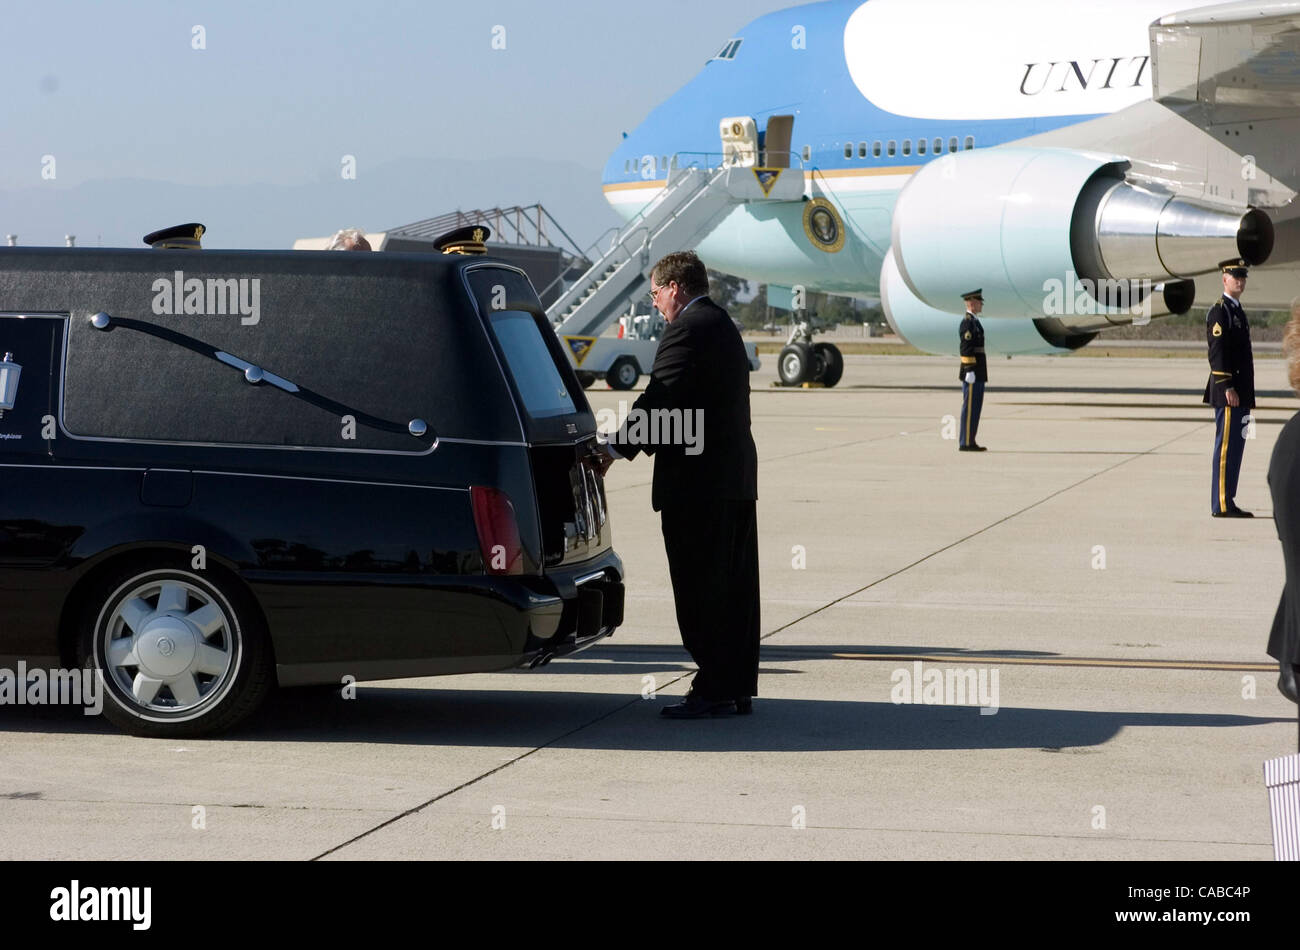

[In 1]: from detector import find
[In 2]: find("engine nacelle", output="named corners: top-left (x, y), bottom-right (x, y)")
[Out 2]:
top-left (879, 249), bottom-right (1196, 356)
top-left (892, 147), bottom-right (1271, 319)
top-left (881, 249), bottom-right (1078, 355)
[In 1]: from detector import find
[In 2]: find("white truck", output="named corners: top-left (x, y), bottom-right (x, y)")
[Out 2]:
top-left (561, 311), bottom-right (761, 390)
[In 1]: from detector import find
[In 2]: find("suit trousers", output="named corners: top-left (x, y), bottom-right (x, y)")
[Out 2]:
top-left (960, 379), bottom-right (984, 447)
top-left (1211, 405), bottom-right (1248, 514)
top-left (660, 498), bottom-right (760, 699)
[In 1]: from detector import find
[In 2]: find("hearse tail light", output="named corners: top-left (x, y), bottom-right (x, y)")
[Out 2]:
top-left (470, 486), bottom-right (523, 575)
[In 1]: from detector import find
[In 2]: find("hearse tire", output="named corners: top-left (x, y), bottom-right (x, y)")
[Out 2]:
top-left (78, 560), bottom-right (273, 738)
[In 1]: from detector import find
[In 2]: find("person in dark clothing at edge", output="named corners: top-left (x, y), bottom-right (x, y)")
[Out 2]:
top-left (1268, 305), bottom-right (1300, 748)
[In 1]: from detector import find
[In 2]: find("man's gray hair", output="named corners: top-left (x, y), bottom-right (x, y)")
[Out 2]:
top-left (325, 228), bottom-right (372, 251)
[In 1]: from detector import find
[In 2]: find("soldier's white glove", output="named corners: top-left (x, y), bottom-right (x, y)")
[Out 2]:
top-left (964, 371), bottom-right (975, 384)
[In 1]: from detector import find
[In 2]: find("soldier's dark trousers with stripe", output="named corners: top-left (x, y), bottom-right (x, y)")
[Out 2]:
top-left (1211, 405), bottom-right (1248, 514)
top-left (960, 379), bottom-right (984, 448)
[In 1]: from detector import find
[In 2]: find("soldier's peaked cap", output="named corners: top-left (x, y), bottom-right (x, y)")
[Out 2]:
top-left (433, 224), bottom-right (492, 256)
top-left (1220, 259), bottom-right (1249, 278)
top-left (961, 288), bottom-right (983, 301)
top-left (143, 223), bottom-right (205, 249)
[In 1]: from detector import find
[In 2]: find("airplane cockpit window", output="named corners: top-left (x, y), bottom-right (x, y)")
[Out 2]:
top-left (873, 141), bottom-right (882, 158)
top-left (948, 137), bottom-right (959, 153)
top-left (887, 140), bottom-right (896, 157)
top-left (712, 39), bottom-right (743, 61)
top-left (964, 135), bottom-right (974, 150)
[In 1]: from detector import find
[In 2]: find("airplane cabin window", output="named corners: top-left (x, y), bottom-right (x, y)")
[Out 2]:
top-left (802, 145), bottom-right (811, 162)
top-left (964, 136), bottom-right (974, 150)
top-left (887, 140), bottom-right (896, 157)
top-left (858, 142), bottom-right (867, 158)
top-left (933, 137), bottom-right (942, 154)
top-left (948, 137), bottom-right (958, 153)
top-left (917, 139), bottom-right (926, 155)
top-left (844, 143), bottom-right (853, 159)
top-left (902, 139), bottom-right (911, 156)
top-left (873, 141), bottom-right (882, 158)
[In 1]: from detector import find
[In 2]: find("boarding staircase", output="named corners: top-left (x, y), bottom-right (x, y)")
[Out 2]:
top-left (547, 161), bottom-right (804, 338)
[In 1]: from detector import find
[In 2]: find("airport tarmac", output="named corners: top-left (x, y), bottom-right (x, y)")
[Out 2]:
top-left (1, 353), bottom-right (1295, 861)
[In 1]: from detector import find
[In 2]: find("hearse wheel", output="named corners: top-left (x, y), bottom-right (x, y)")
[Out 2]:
top-left (778, 343), bottom-right (814, 386)
top-left (79, 561), bottom-right (273, 738)
top-left (575, 371), bottom-right (597, 389)
top-left (607, 357), bottom-right (640, 390)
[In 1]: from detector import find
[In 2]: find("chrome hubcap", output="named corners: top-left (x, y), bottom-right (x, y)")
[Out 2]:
top-left (101, 576), bottom-right (237, 713)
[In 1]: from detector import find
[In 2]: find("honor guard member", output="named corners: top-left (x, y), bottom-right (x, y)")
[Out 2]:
top-left (433, 225), bottom-right (491, 256)
top-left (958, 289), bottom-right (987, 451)
top-left (1205, 260), bottom-right (1256, 517)
top-left (143, 223), bottom-right (204, 249)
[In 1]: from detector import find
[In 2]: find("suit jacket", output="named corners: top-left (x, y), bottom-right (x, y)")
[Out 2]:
top-left (1203, 296), bottom-right (1255, 408)
top-left (958, 313), bottom-right (987, 382)
top-left (1269, 412), bottom-right (1300, 666)
top-left (612, 296), bottom-right (758, 512)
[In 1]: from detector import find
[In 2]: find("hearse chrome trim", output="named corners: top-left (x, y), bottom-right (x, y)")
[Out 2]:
top-left (214, 351), bottom-right (300, 393)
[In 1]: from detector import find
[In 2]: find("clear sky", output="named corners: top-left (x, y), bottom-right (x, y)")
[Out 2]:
top-left (1, 0), bottom-right (803, 190)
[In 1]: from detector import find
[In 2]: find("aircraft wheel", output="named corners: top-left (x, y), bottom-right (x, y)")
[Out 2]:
top-left (815, 343), bottom-right (844, 388)
top-left (778, 343), bottom-right (813, 386)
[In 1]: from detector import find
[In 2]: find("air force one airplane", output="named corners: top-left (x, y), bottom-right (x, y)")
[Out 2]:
top-left (600, 0), bottom-right (1300, 360)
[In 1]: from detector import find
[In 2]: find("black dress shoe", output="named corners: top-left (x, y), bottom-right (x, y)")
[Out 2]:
top-left (1227, 506), bottom-right (1254, 517)
top-left (661, 695), bottom-right (734, 718)
top-left (958, 444), bottom-right (987, 452)
top-left (733, 697), bottom-right (753, 715)
top-left (1278, 663), bottom-right (1299, 704)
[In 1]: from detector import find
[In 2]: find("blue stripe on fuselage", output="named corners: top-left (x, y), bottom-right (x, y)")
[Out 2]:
top-left (603, 0), bottom-right (1098, 186)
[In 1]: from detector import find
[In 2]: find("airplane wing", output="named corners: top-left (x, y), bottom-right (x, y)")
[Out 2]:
top-left (1152, 1), bottom-right (1300, 190)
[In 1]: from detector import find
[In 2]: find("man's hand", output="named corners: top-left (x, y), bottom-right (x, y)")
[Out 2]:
top-left (964, 371), bottom-right (976, 384)
top-left (591, 442), bottom-right (618, 475)
top-left (1226, 387), bottom-right (1240, 408)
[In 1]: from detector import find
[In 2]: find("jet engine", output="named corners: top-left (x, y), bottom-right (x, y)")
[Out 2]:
top-left (891, 147), bottom-right (1272, 319)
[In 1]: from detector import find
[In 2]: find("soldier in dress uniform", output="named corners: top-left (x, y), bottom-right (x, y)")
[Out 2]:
top-left (143, 223), bottom-right (204, 249)
top-left (958, 289), bottom-right (987, 452)
top-left (1205, 260), bottom-right (1256, 517)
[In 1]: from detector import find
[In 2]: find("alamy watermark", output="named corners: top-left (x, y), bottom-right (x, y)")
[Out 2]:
top-left (1042, 271), bottom-right (1156, 324)
top-left (151, 271), bottom-right (260, 326)
top-left (890, 660), bottom-right (1000, 715)
top-left (0, 663), bottom-right (103, 715)
top-left (596, 399), bottom-right (704, 456)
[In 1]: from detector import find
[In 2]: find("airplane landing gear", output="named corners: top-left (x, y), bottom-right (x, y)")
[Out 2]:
top-left (777, 321), bottom-right (842, 387)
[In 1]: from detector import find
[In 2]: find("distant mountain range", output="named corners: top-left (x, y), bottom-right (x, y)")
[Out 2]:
top-left (0, 156), bottom-right (623, 253)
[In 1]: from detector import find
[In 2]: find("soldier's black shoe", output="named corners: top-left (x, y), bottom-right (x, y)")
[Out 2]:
top-left (1227, 506), bottom-right (1254, 517)
top-left (661, 694), bottom-right (734, 718)
top-left (958, 444), bottom-right (987, 452)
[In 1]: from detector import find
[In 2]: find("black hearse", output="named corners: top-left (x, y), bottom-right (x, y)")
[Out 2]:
top-left (0, 243), bottom-right (623, 737)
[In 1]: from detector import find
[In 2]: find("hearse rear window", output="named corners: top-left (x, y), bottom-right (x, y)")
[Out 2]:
top-left (487, 311), bottom-right (575, 419)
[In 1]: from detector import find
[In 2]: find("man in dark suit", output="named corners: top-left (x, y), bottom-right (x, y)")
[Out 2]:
top-left (597, 251), bottom-right (760, 718)
top-left (958, 289), bottom-right (988, 451)
top-left (1205, 261), bottom-right (1256, 517)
